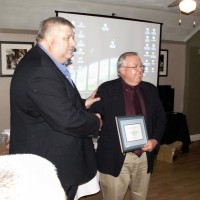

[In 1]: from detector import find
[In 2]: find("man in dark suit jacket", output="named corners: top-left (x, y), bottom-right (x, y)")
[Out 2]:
top-left (9, 17), bottom-right (102, 200)
top-left (90, 52), bottom-right (166, 200)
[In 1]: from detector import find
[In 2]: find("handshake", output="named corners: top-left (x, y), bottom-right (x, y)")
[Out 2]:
top-left (95, 113), bottom-right (102, 131)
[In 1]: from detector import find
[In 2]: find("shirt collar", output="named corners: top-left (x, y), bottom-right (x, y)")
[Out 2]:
top-left (37, 44), bottom-right (70, 76)
top-left (122, 79), bottom-right (140, 91)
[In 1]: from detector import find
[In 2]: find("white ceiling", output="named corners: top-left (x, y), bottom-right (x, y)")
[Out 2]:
top-left (0, 0), bottom-right (200, 42)
top-left (75, 0), bottom-right (200, 11)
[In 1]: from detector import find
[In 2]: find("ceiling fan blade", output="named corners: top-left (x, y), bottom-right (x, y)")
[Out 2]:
top-left (168, 0), bottom-right (183, 7)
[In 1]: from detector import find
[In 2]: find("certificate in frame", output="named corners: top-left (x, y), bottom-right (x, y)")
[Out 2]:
top-left (115, 115), bottom-right (148, 153)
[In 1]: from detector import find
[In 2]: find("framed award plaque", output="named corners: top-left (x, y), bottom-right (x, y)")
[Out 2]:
top-left (115, 115), bottom-right (148, 153)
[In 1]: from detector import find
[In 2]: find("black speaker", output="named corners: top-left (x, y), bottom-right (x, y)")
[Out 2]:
top-left (158, 85), bottom-right (174, 113)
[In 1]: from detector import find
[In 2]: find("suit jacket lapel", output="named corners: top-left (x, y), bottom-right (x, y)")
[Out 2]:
top-left (113, 78), bottom-right (126, 116)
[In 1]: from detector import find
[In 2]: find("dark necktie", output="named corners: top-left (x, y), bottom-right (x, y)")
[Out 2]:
top-left (132, 87), bottom-right (143, 157)
top-left (133, 87), bottom-right (142, 115)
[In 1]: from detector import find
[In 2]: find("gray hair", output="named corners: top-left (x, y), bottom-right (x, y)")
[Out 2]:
top-left (117, 52), bottom-right (138, 77)
top-left (36, 17), bottom-right (74, 42)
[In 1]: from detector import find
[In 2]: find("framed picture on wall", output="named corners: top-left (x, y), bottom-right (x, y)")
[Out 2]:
top-left (159, 49), bottom-right (168, 76)
top-left (0, 41), bottom-right (34, 77)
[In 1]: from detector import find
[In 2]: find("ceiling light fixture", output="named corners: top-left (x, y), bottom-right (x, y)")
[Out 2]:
top-left (179, 0), bottom-right (197, 13)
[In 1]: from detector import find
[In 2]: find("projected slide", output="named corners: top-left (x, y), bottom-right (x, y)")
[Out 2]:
top-left (58, 12), bottom-right (162, 98)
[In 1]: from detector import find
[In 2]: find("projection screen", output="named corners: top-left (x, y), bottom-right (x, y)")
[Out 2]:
top-left (56, 11), bottom-right (162, 98)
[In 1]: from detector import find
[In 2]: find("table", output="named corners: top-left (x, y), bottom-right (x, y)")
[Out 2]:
top-left (161, 112), bottom-right (191, 153)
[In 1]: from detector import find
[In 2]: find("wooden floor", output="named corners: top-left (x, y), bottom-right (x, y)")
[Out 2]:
top-left (80, 141), bottom-right (200, 200)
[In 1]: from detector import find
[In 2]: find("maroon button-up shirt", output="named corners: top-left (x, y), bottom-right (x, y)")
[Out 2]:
top-left (122, 80), bottom-right (146, 119)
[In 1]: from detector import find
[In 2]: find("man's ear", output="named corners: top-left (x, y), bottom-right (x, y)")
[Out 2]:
top-left (45, 35), bottom-right (52, 45)
top-left (119, 67), bottom-right (125, 76)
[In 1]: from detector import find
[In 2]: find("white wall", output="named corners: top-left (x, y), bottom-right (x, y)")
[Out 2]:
top-left (159, 42), bottom-right (186, 113)
top-left (0, 32), bottom-right (36, 131)
top-left (0, 77), bottom-right (11, 130)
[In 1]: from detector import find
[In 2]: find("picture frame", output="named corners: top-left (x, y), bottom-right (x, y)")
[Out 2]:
top-left (115, 115), bottom-right (148, 153)
top-left (159, 49), bottom-right (168, 77)
top-left (0, 41), bottom-right (34, 77)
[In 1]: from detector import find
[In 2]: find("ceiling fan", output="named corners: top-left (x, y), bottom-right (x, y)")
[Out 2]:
top-left (168, 0), bottom-right (197, 14)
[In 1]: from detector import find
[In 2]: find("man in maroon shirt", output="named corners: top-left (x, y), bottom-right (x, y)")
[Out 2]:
top-left (90, 52), bottom-right (166, 200)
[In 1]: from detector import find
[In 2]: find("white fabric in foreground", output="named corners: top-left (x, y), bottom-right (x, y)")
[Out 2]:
top-left (74, 172), bottom-right (100, 200)
top-left (0, 154), bottom-right (66, 200)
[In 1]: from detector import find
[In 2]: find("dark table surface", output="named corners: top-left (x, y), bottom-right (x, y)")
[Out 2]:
top-left (161, 112), bottom-right (191, 153)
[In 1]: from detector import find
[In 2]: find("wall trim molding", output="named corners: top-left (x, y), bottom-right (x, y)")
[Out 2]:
top-left (0, 28), bottom-right (37, 35)
top-left (162, 40), bottom-right (186, 45)
top-left (190, 134), bottom-right (200, 141)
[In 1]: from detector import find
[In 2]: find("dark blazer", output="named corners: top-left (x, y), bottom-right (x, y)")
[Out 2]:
top-left (90, 78), bottom-right (166, 176)
top-left (9, 45), bottom-right (100, 189)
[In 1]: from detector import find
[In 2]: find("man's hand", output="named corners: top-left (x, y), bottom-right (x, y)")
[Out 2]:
top-left (142, 139), bottom-right (158, 152)
top-left (85, 89), bottom-right (100, 109)
top-left (95, 113), bottom-right (102, 131)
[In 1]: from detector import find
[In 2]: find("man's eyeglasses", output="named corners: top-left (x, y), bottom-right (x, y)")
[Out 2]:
top-left (122, 65), bottom-right (145, 71)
